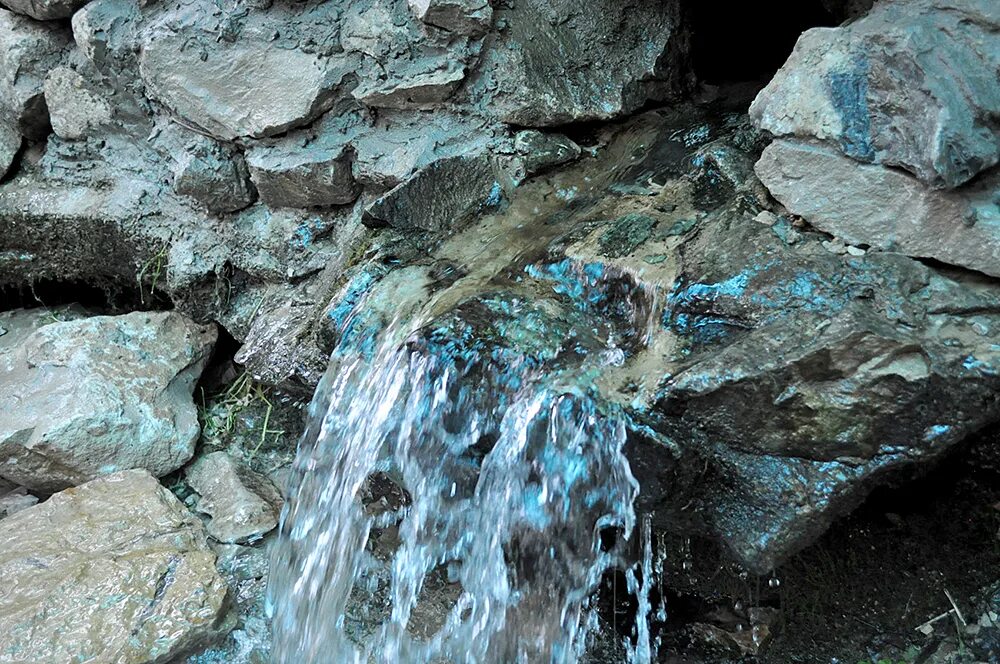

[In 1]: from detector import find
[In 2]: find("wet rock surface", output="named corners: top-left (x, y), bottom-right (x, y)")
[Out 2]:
top-left (185, 451), bottom-right (283, 544)
top-left (0, 310), bottom-right (216, 492)
top-left (0, 470), bottom-right (230, 663)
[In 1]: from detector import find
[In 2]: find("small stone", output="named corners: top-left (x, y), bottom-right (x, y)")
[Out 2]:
top-left (845, 245), bottom-right (866, 256)
top-left (185, 451), bottom-right (283, 544)
top-left (0, 470), bottom-right (230, 661)
top-left (513, 130), bottom-right (582, 179)
top-left (821, 237), bottom-right (848, 255)
top-left (0, 488), bottom-right (36, 518)
top-left (43, 67), bottom-right (113, 140)
top-left (754, 210), bottom-right (778, 226)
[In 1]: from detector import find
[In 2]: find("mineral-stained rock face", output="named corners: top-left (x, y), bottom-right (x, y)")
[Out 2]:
top-left (43, 66), bottom-right (114, 140)
top-left (0, 470), bottom-right (231, 662)
top-left (408, 0), bottom-right (492, 36)
top-left (186, 451), bottom-right (283, 544)
top-left (2, 0), bottom-right (88, 21)
top-left (750, 0), bottom-right (1000, 188)
top-left (755, 140), bottom-right (1000, 278)
top-left (0, 121), bottom-right (19, 179)
top-left (0, 311), bottom-right (217, 492)
top-left (171, 134), bottom-right (258, 214)
top-left (247, 141), bottom-right (360, 209)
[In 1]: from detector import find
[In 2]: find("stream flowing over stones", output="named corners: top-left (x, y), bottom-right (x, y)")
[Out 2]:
top-left (0, 0), bottom-right (999, 662)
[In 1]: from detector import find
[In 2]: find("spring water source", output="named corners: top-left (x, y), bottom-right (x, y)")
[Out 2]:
top-left (269, 269), bottom-right (667, 662)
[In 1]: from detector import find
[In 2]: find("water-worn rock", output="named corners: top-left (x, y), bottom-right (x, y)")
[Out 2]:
top-left (43, 66), bottom-right (114, 140)
top-left (513, 130), bottom-right (582, 179)
top-left (186, 451), bottom-right (283, 543)
top-left (247, 141), bottom-right (359, 209)
top-left (408, 0), bottom-right (492, 36)
top-left (0, 9), bottom-right (70, 139)
top-left (755, 140), bottom-right (1000, 278)
top-left (364, 153), bottom-right (502, 231)
top-left (467, 0), bottom-right (687, 126)
top-left (0, 311), bottom-right (217, 492)
top-left (139, 29), bottom-right (353, 140)
top-left (0, 470), bottom-right (230, 661)
top-left (750, 0), bottom-right (1000, 188)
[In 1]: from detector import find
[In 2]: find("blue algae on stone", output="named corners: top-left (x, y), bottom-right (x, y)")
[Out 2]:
top-left (827, 55), bottom-right (875, 161)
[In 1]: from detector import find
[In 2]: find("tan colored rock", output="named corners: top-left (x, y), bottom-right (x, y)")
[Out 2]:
top-left (186, 452), bottom-right (283, 543)
top-left (0, 470), bottom-right (230, 662)
top-left (43, 67), bottom-right (113, 140)
top-left (0, 311), bottom-right (217, 492)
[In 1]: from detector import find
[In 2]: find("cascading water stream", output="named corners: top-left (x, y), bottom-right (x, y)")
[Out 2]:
top-left (269, 261), bottom-right (666, 662)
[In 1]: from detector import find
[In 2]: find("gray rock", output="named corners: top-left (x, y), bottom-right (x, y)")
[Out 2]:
top-left (0, 470), bottom-right (230, 661)
top-left (71, 0), bottom-right (140, 74)
top-left (2, 0), bottom-right (87, 21)
top-left (513, 130), bottom-right (582, 179)
top-left (43, 66), bottom-right (113, 140)
top-left (172, 135), bottom-right (257, 214)
top-left (0, 311), bottom-right (217, 492)
top-left (750, 0), bottom-right (1000, 188)
top-left (755, 140), bottom-right (1000, 278)
top-left (364, 152), bottom-right (502, 231)
top-left (246, 140), bottom-right (359, 209)
top-left (352, 110), bottom-right (500, 190)
top-left (466, 0), bottom-right (687, 126)
top-left (186, 451), bottom-right (283, 543)
top-left (0, 121), bottom-right (19, 179)
top-left (408, 0), bottom-right (492, 36)
top-left (353, 65), bottom-right (466, 110)
top-left (0, 9), bottom-right (70, 139)
top-left (139, 28), bottom-right (354, 140)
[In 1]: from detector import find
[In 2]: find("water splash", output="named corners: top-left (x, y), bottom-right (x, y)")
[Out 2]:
top-left (270, 263), bottom-right (666, 662)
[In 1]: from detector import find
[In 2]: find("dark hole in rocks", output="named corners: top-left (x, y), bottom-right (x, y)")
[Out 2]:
top-left (0, 277), bottom-right (171, 314)
top-left (596, 423), bottom-right (1000, 661)
top-left (687, 2), bottom-right (843, 85)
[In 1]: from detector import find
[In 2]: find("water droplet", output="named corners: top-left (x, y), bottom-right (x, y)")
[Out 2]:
top-left (733, 600), bottom-right (744, 612)
top-left (768, 576), bottom-right (780, 588)
top-left (681, 560), bottom-right (693, 571)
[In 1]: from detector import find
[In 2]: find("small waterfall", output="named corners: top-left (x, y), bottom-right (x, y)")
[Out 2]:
top-left (270, 264), bottom-right (666, 662)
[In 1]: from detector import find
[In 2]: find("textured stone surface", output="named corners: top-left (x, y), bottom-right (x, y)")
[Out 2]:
top-left (0, 121), bottom-right (19, 179)
top-left (364, 153), bottom-right (501, 231)
top-left (0, 470), bottom-right (230, 662)
top-left (513, 130), bottom-right (582, 179)
top-left (247, 141), bottom-right (359, 209)
top-left (0, 311), bottom-right (217, 492)
top-left (408, 0), bottom-right (492, 36)
top-left (0, 9), bottom-right (69, 139)
top-left (750, 0), bottom-right (1000, 188)
top-left (467, 0), bottom-right (687, 126)
top-left (71, 0), bottom-right (139, 73)
top-left (172, 136), bottom-right (257, 214)
top-left (139, 30), bottom-right (351, 140)
top-left (756, 140), bottom-right (1000, 278)
top-left (186, 451), bottom-right (283, 544)
top-left (2, 0), bottom-right (87, 20)
top-left (43, 66), bottom-right (113, 140)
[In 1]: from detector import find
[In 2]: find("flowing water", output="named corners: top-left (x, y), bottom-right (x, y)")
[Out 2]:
top-left (264, 108), bottom-right (704, 662)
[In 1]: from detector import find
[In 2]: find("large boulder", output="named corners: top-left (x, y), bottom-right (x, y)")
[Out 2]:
top-left (755, 140), bottom-right (1000, 278)
top-left (750, 0), bottom-right (1000, 188)
top-left (466, 0), bottom-right (688, 126)
top-left (0, 470), bottom-right (231, 661)
top-left (138, 27), bottom-right (355, 140)
top-left (0, 311), bottom-right (217, 492)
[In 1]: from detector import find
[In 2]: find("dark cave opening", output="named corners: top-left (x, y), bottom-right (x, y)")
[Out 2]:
top-left (687, 2), bottom-right (843, 85)
top-left (0, 277), bottom-right (172, 315)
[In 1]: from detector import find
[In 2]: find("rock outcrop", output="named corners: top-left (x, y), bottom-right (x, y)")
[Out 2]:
top-left (750, 0), bottom-right (1000, 189)
top-left (0, 311), bottom-right (216, 492)
top-left (0, 470), bottom-right (230, 662)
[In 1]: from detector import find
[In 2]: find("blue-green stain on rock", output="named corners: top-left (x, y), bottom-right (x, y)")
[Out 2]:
top-left (828, 55), bottom-right (875, 161)
top-left (599, 213), bottom-right (657, 257)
